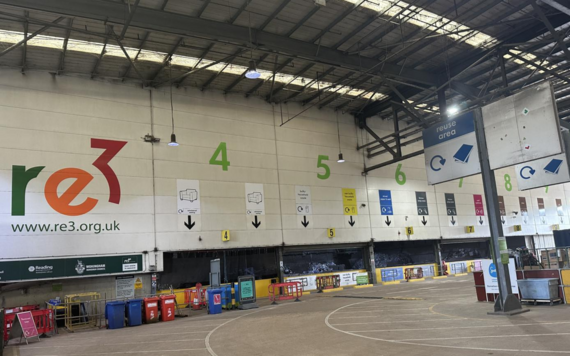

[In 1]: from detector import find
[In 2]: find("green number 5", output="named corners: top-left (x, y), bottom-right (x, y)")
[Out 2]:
top-left (317, 155), bottom-right (330, 180)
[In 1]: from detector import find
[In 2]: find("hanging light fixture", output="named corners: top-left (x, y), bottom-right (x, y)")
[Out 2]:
top-left (245, 3), bottom-right (260, 80)
top-left (168, 60), bottom-right (179, 147)
top-left (336, 111), bottom-right (344, 163)
top-left (245, 59), bottom-right (260, 79)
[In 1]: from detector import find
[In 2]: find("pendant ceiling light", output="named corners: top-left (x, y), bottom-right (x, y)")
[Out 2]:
top-left (168, 60), bottom-right (179, 147)
top-left (336, 111), bottom-right (344, 163)
top-left (245, 59), bottom-right (261, 79)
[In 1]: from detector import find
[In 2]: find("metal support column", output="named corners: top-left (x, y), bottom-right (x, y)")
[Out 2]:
top-left (434, 240), bottom-right (442, 276)
top-left (473, 108), bottom-right (527, 315)
top-left (366, 242), bottom-right (378, 284)
top-left (277, 247), bottom-right (285, 283)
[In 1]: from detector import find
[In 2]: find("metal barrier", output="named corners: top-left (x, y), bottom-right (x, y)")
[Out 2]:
top-left (316, 275), bottom-right (340, 292)
top-left (404, 267), bottom-right (424, 280)
top-left (184, 284), bottom-right (207, 311)
top-left (449, 262), bottom-right (467, 274)
top-left (268, 282), bottom-right (303, 304)
top-left (3, 309), bottom-right (55, 343)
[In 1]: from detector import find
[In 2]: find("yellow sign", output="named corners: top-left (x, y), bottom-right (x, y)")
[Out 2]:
top-left (327, 228), bottom-right (335, 238)
top-left (134, 277), bottom-right (143, 290)
top-left (514, 225), bottom-right (522, 232)
top-left (553, 224), bottom-right (560, 231)
top-left (465, 226), bottom-right (475, 233)
top-left (342, 188), bottom-right (357, 216)
top-left (405, 226), bottom-right (414, 235)
top-left (222, 230), bottom-right (230, 242)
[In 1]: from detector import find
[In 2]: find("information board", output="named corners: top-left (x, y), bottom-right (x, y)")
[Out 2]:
top-left (422, 111), bottom-right (481, 185)
top-left (379, 190), bottom-right (393, 215)
top-left (238, 275), bottom-right (258, 310)
top-left (515, 153), bottom-right (570, 190)
top-left (481, 259), bottom-right (518, 294)
top-left (116, 275), bottom-right (135, 298)
top-left (342, 188), bottom-right (358, 215)
top-left (8, 311), bottom-right (39, 344)
top-left (482, 82), bottom-right (563, 170)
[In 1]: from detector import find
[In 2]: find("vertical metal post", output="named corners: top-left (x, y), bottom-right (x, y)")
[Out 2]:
top-left (366, 242), bottom-right (377, 284)
top-left (277, 247), bottom-right (285, 283)
top-left (473, 108), bottom-right (525, 315)
top-left (437, 86), bottom-right (447, 120)
top-left (392, 105), bottom-right (402, 158)
top-left (434, 240), bottom-right (442, 276)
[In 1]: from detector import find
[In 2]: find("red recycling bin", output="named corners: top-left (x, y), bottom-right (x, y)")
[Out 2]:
top-left (159, 295), bottom-right (176, 322)
top-left (143, 297), bottom-right (159, 324)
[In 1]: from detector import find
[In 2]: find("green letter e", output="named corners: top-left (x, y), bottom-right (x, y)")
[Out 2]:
top-left (12, 165), bottom-right (45, 216)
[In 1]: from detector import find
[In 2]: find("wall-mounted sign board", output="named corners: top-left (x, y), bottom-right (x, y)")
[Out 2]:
top-left (515, 152), bottom-right (570, 190)
top-left (422, 111), bottom-right (481, 185)
top-left (482, 82), bottom-right (563, 170)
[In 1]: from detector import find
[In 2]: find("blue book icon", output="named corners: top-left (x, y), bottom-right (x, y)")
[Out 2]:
top-left (453, 144), bottom-right (474, 163)
top-left (544, 159), bottom-right (563, 174)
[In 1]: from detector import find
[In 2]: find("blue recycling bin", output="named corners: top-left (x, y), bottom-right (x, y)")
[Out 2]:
top-left (207, 288), bottom-right (223, 314)
top-left (220, 285), bottom-right (232, 309)
top-left (125, 299), bottom-right (143, 327)
top-left (105, 301), bottom-right (126, 329)
top-left (233, 282), bottom-right (240, 305)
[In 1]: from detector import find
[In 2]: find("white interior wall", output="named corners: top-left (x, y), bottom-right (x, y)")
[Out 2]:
top-left (1, 70), bottom-right (570, 267)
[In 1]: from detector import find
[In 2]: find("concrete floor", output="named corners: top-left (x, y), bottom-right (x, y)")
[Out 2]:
top-left (4, 275), bottom-right (570, 356)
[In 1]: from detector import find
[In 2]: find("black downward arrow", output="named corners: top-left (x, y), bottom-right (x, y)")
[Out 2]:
top-left (349, 216), bottom-right (355, 227)
top-left (385, 216), bottom-right (391, 226)
top-left (501, 217), bottom-right (505, 225)
top-left (301, 216), bottom-right (309, 228)
top-left (450, 216), bottom-right (456, 225)
top-left (421, 216), bottom-right (427, 226)
top-left (184, 216), bottom-right (195, 230)
top-left (252, 215), bottom-right (261, 228)
top-left (479, 217), bottom-right (484, 225)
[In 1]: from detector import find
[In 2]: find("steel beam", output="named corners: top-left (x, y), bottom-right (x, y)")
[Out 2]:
top-left (121, 31), bottom-right (149, 81)
top-left (531, 0), bottom-right (570, 62)
top-left (363, 150), bottom-right (424, 173)
top-left (91, 30), bottom-right (110, 78)
top-left (285, 6), bottom-right (319, 37)
top-left (267, 62), bottom-right (314, 101)
top-left (450, 81), bottom-right (480, 100)
top-left (309, 0), bottom-right (365, 44)
top-left (119, 0), bottom-right (140, 39)
top-left (259, 0), bottom-right (291, 31)
top-left (58, 18), bottom-right (73, 74)
top-left (201, 48), bottom-right (242, 90)
top-left (0, 0), bottom-right (436, 85)
top-left (363, 124), bottom-right (396, 157)
top-left (197, 0), bottom-right (211, 18)
top-left (229, 0), bottom-right (249, 24)
top-left (301, 71), bottom-right (354, 105)
top-left (21, 11), bottom-right (28, 73)
top-left (150, 37), bottom-right (184, 82)
top-left (509, 51), bottom-right (570, 84)
top-left (0, 16), bottom-right (65, 58)
top-left (283, 67), bottom-right (335, 102)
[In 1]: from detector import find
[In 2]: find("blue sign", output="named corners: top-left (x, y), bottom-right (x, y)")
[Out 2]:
top-left (381, 268), bottom-right (404, 282)
top-left (489, 263), bottom-right (497, 278)
top-left (422, 111), bottom-right (475, 149)
top-left (379, 190), bottom-right (393, 215)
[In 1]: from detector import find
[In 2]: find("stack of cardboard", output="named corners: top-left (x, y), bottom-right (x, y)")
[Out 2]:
top-left (541, 250), bottom-right (560, 269)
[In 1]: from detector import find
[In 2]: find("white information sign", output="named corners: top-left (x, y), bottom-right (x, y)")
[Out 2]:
top-left (482, 82), bottom-right (563, 170)
top-left (116, 275), bottom-right (135, 298)
top-left (176, 179), bottom-right (201, 215)
top-left (422, 111), bottom-right (481, 185)
top-left (285, 271), bottom-right (366, 291)
top-left (515, 152), bottom-right (570, 190)
top-left (245, 183), bottom-right (265, 215)
top-left (295, 186), bottom-right (312, 215)
top-left (481, 259), bottom-right (519, 294)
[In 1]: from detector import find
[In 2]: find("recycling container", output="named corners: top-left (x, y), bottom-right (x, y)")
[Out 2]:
top-left (125, 299), bottom-right (143, 327)
top-left (159, 295), bottom-right (176, 322)
top-left (221, 285), bottom-right (232, 309)
top-left (105, 301), bottom-right (125, 329)
top-left (518, 278), bottom-right (559, 300)
top-left (143, 297), bottom-right (159, 323)
top-left (233, 282), bottom-right (240, 305)
top-left (207, 289), bottom-right (223, 315)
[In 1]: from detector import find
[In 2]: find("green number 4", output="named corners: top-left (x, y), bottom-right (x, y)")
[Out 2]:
top-left (210, 142), bottom-right (230, 171)
top-left (317, 155), bottom-right (330, 180)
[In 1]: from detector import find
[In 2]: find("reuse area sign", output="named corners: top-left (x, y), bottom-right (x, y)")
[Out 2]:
top-left (422, 111), bottom-right (481, 185)
top-left (0, 255), bottom-right (143, 283)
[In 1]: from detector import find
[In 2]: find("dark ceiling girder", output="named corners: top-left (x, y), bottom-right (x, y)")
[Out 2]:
top-left (259, 0), bottom-right (291, 31)
top-left (356, 11), bottom-right (570, 120)
top-left (530, 0), bottom-right (570, 62)
top-left (197, 0), bottom-right (211, 18)
top-left (121, 31), bottom-right (150, 81)
top-left (58, 17), bottom-right (73, 74)
top-left (119, 0), bottom-right (140, 39)
top-left (91, 29), bottom-right (110, 79)
top-left (0, 16), bottom-right (65, 58)
top-left (0, 0), bottom-right (436, 85)
top-left (229, 0), bottom-right (249, 24)
top-left (508, 51), bottom-right (570, 84)
top-left (21, 11), bottom-right (28, 73)
top-left (450, 81), bottom-right (480, 100)
top-left (267, 62), bottom-right (314, 100)
top-left (285, 6), bottom-right (319, 37)
top-left (301, 71), bottom-right (355, 105)
top-left (201, 48), bottom-right (242, 90)
top-left (150, 37), bottom-right (184, 82)
top-left (309, 0), bottom-right (365, 44)
top-left (283, 66), bottom-right (335, 102)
